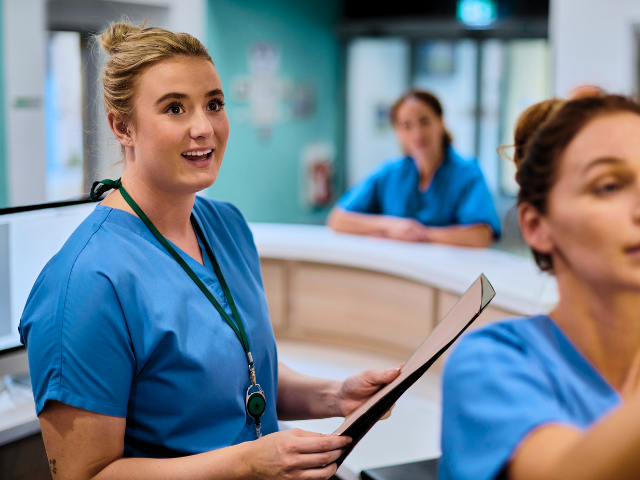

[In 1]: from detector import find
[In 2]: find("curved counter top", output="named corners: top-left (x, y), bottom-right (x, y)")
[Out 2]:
top-left (250, 223), bottom-right (558, 361)
top-left (250, 223), bottom-right (558, 315)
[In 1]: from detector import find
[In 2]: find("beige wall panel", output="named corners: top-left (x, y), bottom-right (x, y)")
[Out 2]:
top-left (260, 259), bottom-right (288, 330)
top-left (289, 262), bottom-right (436, 356)
top-left (431, 290), bottom-right (521, 373)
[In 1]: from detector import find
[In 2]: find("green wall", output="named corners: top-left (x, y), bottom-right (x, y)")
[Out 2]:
top-left (0, 0), bottom-right (7, 208)
top-left (206, 0), bottom-right (341, 224)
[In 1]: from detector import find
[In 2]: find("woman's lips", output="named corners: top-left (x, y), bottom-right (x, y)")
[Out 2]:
top-left (625, 244), bottom-right (640, 258)
top-left (181, 150), bottom-right (212, 161)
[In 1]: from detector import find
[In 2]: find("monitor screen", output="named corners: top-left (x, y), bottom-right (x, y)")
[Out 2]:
top-left (0, 201), bottom-right (95, 353)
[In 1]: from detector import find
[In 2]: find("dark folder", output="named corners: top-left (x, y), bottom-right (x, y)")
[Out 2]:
top-left (332, 274), bottom-right (495, 468)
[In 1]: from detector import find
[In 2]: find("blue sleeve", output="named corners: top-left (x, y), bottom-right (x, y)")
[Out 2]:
top-left (439, 329), bottom-right (573, 480)
top-left (336, 168), bottom-right (384, 214)
top-left (454, 164), bottom-right (501, 238)
top-left (20, 249), bottom-right (135, 417)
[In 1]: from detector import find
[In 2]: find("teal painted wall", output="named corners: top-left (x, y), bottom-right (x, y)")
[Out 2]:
top-left (206, 0), bottom-right (341, 223)
top-left (0, 0), bottom-right (7, 208)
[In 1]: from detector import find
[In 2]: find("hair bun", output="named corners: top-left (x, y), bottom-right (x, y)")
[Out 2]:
top-left (99, 21), bottom-right (145, 54)
top-left (511, 99), bottom-right (566, 169)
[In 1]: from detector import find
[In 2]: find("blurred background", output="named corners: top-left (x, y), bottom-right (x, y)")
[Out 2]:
top-left (0, 0), bottom-right (638, 238)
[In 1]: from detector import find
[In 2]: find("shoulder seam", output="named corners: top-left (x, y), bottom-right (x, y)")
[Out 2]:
top-left (58, 209), bottom-right (114, 392)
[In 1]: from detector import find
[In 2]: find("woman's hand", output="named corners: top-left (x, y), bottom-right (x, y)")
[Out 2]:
top-left (379, 217), bottom-right (432, 242)
top-left (245, 429), bottom-right (351, 480)
top-left (335, 367), bottom-right (402, 417)
top-left (327, 208), bottom-right (431, 243)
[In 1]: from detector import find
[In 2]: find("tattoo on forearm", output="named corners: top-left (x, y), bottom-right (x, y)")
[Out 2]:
top-left (49, 458), bottom-right (57, 475)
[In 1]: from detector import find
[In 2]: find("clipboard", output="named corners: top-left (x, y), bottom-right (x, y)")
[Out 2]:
top-left (332, 273), bottom-right (495, 467)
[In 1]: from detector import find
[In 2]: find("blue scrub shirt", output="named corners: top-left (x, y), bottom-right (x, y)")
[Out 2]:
top-left (440, 315), bottom-right (621, 480)
top-left (19, 197), bottom-right (279, 458)
top-left (337, 147), bottom-right (501, 237)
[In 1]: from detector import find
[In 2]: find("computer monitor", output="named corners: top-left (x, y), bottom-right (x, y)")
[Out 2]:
top-left (0, 201), bottom-right (95, 355)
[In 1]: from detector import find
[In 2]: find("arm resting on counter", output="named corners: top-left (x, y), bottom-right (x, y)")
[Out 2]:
top-left (327, 208), bottom-right (432, 242)
top-left (327, 207), bottom-right (494, 247)
top-left (425, 224), bottom-right (494, 248)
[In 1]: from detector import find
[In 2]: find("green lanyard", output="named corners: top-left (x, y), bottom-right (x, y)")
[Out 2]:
top-left (90, 179), bottom-right (267, 437)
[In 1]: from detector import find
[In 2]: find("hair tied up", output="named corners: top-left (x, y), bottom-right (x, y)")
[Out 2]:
top-left (95, 19), bottom-right (213, 158)
top-left (513, 94), bottom-right (640, 272)
top-left (509, 98), bottom-right (566, 170)
top-left (390, 89), bottom-right (454, 149)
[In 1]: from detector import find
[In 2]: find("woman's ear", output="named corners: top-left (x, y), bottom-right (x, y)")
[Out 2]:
top-left (107, 110), bottom-right (133, 148)
top-left (518, 202), bottom-right (554, 256)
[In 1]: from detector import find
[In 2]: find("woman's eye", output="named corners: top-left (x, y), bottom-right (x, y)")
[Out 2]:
top-left (600, 183), bottom-right (618, 193)
top-left (595, 180), bottom-right (624, 195)
top-left (208, 99), bottom-right (225, 111)
top-left (167, 104), bottom-right (184, 115)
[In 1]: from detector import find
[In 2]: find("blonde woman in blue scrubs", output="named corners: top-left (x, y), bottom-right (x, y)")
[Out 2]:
top-left (18, 23), bottom-right (400, 479)
top-left (328, 90), bottom-right (500, 247)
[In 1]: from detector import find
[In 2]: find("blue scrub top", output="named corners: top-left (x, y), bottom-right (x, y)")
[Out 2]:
top-left (337, 147), bottom-right (501, 237)
top-left (19, 197), bottom-right (279, 458)
top-left (440, 315), bottom-right (621, 480)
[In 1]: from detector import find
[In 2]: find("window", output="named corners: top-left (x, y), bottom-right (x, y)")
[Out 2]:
top-left (45, 31), bottom-right (84, 202)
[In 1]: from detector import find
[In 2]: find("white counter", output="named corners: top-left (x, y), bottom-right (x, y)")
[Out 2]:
top-left (251, 223), bottom-right (558, 315)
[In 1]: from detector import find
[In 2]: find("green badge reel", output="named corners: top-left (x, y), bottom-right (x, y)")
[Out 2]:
top-left (246, 383), bottom-right (266, 437)
top-left (246, 384), bottom-right (266, 418)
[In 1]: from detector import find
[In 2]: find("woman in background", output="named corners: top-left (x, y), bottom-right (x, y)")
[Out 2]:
top-left (440, 95), bottom-right (640, 480)
top-left (328, 90), bottom-right (500, 247)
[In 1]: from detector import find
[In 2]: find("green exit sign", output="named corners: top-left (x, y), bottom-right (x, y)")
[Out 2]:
top-left (457, 0), bottom-right (497, 26)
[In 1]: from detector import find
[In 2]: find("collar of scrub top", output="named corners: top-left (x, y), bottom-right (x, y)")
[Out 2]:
top-left (90, 179), bottom-right (267, 436)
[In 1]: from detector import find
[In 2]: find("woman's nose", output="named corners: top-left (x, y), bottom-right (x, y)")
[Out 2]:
top-left (410, 128), bottom-right (424, 141)
top-left (190, 110), bottom-right (214, 139)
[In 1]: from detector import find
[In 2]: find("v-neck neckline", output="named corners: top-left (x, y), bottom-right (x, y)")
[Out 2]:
top-left (542, 315), bottom-right (621, 401)
top-left (99, 204), bottom-right (226, 300)
top-left (411, 153), bottom-right (447, 194)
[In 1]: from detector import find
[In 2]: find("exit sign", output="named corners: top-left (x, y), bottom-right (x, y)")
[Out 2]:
top-left (457, 0), bottom-right (497, 26)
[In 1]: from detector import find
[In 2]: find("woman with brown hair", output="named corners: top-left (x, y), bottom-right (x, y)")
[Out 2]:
top-left (18, 22), bottom-right (400, 479)
top-left (328, 90), bottom-right (500, 247)
top-left (440, 95), bottom-right (640, 480)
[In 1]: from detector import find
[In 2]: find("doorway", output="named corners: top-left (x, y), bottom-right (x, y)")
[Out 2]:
top-left (45, 0), bottom-right (168, 197)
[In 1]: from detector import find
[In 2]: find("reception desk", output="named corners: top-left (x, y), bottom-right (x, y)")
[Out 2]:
top-left (253, 224), bottom-right (558, 366)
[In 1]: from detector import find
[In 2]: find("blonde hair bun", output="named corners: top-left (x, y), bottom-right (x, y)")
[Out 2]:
top-left (96, 20), bottom-right (212, 119)
top-left (99, 21), bottom-right (146, 54)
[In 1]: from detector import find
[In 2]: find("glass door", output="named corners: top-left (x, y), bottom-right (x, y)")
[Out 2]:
top-left (44, 31), bottom-right (84, 202)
